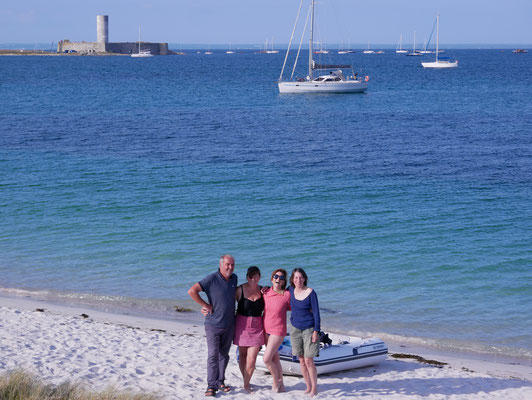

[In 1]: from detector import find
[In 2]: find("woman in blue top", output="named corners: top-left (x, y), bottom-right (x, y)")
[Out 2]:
top-left (288, 268), bottom-right (320, 397)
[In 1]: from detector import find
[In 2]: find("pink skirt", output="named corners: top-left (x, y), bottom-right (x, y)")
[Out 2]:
top-left (233, 315), bottom-right (265, 347)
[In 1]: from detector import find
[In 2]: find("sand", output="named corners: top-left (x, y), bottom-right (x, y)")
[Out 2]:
top-left (1, 296), bottom-right (531, 399)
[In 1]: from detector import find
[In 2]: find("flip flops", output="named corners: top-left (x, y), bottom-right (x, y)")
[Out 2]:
top-left (205, 387), bottom-right (217, 397)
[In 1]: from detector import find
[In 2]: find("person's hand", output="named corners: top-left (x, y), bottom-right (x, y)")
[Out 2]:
top-left (261, 286), bottom-right (270, 294)
top-left (201, 304), bottom-right (213, 316)
top-left (312, 331), bottom-right (319, 343)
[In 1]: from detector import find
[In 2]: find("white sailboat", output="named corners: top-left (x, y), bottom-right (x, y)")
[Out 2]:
top-left (278, 0), bottom-right (368, 94)
top-left (396, 34), bottom-right (407, 54)
top-left (338, 40), bottom-right (355, 54)
top-left (419, 39), bottom-right (433, 54)
top-left (131, 26), bottom-right (152, 57)
top-left (363, 41), bottom-right (375, 54)
top-left (406, 31), bottom-right (421, 56)
top-left (264, 38), bottom-right (279, 54)
top-left (314, 42), bottom-right (329, 54)
top-left (421, 14), bottom-right (458, 68)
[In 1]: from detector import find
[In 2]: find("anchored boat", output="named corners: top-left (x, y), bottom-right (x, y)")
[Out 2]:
top-left (277, 0), bottom-right (368, 94)
top-left (131, 26), bottom-right (153, 58)
top-left (256, 333), bottom-right (388, 376)
top-left (421, 14), bottom-right (458, 68)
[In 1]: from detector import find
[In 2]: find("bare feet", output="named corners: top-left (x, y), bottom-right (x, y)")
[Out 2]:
top-left (243, 384), bottom-right (254, 394)
top-left (278, 382), bottom-right (286, 393)
top-left (308, 389), bottom-right (318, 397)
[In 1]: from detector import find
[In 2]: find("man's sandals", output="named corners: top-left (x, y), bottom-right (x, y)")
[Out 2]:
top-left (205, 384), bottom-right (230, 396)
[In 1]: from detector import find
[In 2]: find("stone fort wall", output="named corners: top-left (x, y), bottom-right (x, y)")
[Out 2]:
top-left (57, 41), bottom-right (168, 55)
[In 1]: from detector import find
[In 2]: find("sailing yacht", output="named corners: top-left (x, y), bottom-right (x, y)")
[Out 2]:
top-left (396, 34), bottom-right (407, 54)
top-left (363, 41), bottom-right (375, 54)
top-left (277, 0), bottom-right (368, 94)
top-left (338, 40), bottom-right (355, 54)
top-left (314, 42), bottom-right (329, 54)
top-left (406, 31), bottom-right (421, 56)
top-left (421, 14), bottom-right (458, 68)
top-left (131, 26), bottom-right (152, 57)
top-left (419, 39), bottom-right (433, 54)
top-left (263, 38), bottom-right (279, 54)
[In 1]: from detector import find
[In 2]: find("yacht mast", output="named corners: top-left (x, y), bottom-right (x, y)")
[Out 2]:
top-left (138, 26), bottom-right (141, 54)
top-left (309, 0), bottom-right (315, 79)
top-left (435, 14), bottom-right (439, 62)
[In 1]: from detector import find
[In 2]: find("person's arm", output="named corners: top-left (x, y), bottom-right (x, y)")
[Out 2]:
top-left (310, 290), bottom-right (321, 342)
top-left (188, 282), bottom-right (213, 315)
top-left (235, 285), bottom-right (243, 301)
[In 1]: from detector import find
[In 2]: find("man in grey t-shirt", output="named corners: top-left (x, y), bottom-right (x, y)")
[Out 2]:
top-left (188, 254), bottom-right (238, 396)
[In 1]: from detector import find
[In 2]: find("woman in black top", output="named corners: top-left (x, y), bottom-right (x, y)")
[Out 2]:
top-left (233, 266), bottom-right (265, 393)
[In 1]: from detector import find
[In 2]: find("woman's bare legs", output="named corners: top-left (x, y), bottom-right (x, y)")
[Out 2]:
top-left (263, 335), bottom-right (286, 392)
top-left (238, 345), bottom-right (261, 393)
top-left (272, 349), bottom-right (286, 392)
top-left (298, 356), bottom-right (318, 396)
top-left (238, 346), bottom-right (250, 391)
top-left (244, 345), bottom-right (260, 392)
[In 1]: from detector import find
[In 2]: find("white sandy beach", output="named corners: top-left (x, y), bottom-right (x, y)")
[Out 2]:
top-left (1, 296), bottom-right (531, 400)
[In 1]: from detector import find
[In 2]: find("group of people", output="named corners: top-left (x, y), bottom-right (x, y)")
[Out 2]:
top-left (188, 254), bottom-right (321, 397)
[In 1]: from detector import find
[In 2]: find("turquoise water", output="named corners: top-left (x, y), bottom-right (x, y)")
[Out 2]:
top-left (0, 50), bottom-right (531, 360)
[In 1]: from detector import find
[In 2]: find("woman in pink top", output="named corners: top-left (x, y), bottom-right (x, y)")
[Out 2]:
top-left (262, 268), bottom-right (291, 392)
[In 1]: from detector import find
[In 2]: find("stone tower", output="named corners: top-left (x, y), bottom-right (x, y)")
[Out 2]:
top-left (97, 15), bottom-right (109, 44)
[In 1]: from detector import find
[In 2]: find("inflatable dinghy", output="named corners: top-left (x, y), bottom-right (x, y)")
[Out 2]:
top-left (255, 333), bottom-right (387, 376)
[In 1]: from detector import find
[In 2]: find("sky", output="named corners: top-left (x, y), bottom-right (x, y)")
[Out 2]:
top-left (1, 0), bottom-right (531, 46)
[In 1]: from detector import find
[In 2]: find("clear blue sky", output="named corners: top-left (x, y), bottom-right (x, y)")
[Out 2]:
top-left (1, 0), bottom-right (530, 45)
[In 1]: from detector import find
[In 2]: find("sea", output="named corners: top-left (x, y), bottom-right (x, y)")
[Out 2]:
top-left (1, 48), bottom-right (531, 363)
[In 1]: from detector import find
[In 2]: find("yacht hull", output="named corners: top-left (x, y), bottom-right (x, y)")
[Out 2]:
top-left (131, 51), bottom-right (152, 58)
top-left (421, 61), bottom-right (458, 68)
top-left (278, 81), bottom-right (367, 94)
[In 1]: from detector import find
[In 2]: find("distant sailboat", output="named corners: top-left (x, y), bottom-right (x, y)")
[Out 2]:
top-left (396, 34), bottom-right (407, 54)
top-left (314, 42), bottom-right (329, 54)
top-left (406, 31), bottom-right (421, 56)
top-left (363, 41), bottom-right (375, 54)
top-left (338, 40), bottom-right (354, 54)
top-left (264, 38), bottom-right (279, 54)
top-left (421, 14), bottom-right (458, 68)
top-left (131, 26), bottom-right (152, 57)
top-left (419, 39), bottom-right (433, 54)
top-left (277, 0), bottom-right (368, 94)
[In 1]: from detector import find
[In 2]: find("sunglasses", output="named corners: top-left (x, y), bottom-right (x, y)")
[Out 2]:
top-left (273, 274), bottom-right (285, 281)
